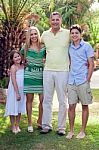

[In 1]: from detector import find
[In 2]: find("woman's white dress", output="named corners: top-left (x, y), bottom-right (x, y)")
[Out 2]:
top-left (5, 69), bottom-right (26, 116)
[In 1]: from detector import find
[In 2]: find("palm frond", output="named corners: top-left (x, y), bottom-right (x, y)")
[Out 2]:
top-left (9, 0), bottom-right (13, 19)
top-left (14, 0), bottom-right (28, 21)
top-left (0, 0), bottom-right (9, 21)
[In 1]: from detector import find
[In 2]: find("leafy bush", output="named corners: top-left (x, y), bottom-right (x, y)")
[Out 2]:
top-left (0, 77), bottom-right (9, 88)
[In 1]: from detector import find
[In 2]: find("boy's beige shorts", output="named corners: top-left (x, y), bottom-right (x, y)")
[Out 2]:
top-left (68, 82), bottom-right (93, 105)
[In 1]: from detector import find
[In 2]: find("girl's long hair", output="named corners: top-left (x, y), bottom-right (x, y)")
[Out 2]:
top-left (10, 50), bottom-right (22, 67)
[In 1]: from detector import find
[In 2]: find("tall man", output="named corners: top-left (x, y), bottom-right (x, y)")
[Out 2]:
top-left (40, 12), bottom-right (70, 135)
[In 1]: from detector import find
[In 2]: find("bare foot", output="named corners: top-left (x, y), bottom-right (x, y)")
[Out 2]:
top-left (12, 126), bottom-right (18, 134)
top-left (16, 126), bottom-right (21, 133)
top-left (66, 132), bottom-right (74, 139)
top-left (76, 131), bottom-right (85, 139)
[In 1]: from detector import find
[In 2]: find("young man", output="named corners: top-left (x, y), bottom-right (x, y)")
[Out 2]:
top-left (40, 12), bottom-right (70, 135)
top-left (66, 24), bottom-right (94, 139)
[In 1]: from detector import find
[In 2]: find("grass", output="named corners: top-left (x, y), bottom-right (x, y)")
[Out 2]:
top-left (92, 89), bottom-right (99, 102)
top-left (0, 89), bottom-right (99, 150)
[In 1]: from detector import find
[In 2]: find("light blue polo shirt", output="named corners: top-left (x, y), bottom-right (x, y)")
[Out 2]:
top-left (68, 39), bottom-right (94, 85)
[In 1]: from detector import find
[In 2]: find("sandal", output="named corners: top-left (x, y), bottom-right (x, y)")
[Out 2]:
top-left (28, 126), bottom-right (33, 133)
top-left (12, 127), bottom-right (18, 134)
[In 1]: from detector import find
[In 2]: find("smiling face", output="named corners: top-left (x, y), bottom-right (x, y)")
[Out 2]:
top-left (50, 14), bottom-right (62, 31)
top-left (13, 52), bottom-right (21, 65)
top-left (30, 29), bottom-right (38, 43)
top-left (70, 28), bottom-right (81, 43)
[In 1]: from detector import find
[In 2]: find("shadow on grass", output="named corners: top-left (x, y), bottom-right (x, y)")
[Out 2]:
top-left (0, 104), bottom-right (99, 150)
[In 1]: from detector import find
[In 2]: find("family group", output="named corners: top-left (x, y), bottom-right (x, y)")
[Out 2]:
top-left (4, 12), bottom-right (94, 140)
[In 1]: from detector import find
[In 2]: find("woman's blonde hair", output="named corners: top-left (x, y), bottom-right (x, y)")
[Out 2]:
top-left (23, 26), bottom-right (41, 59)
top-left (25, 26), bottom-right (41, 50)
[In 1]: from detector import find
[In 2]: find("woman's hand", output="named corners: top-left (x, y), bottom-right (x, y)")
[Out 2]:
top-left (43, 58), bottom-right (46, 64)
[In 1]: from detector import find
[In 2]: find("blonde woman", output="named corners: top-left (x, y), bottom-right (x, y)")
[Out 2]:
top-left (21, 26), bottom-right (46, 132)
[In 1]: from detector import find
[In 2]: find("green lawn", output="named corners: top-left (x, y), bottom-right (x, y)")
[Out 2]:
top-left (92, 89), bottom-right (99, 102)
top-left (0, 89), bottom-right (99, 150)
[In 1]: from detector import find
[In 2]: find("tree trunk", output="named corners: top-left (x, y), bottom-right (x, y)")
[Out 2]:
top-left (0, 22), bottom-right (24, 79)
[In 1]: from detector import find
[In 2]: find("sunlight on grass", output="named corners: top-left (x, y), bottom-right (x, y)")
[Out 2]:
top-left (0, 90), bottom-right (99, 150)
top-left (92, 89), bottom-right (99, 102)
top-left (0, 116), bottom-right (10, 133)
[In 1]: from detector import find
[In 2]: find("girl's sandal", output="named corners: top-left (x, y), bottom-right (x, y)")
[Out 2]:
top-left (12, 127), bottom-right (18, 134)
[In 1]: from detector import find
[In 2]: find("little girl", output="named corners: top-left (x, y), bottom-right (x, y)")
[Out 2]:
top-left (4, 50), bottom-right (26, 133)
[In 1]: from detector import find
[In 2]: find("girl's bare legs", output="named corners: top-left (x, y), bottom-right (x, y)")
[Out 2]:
top-left (16, 113), bottom-right (21, 132)
top-left (37, 94), bottom-right (43, 128)
top-left (26, 93), bottom-right (34, 127)
top-left (10, 115), bottom-right (16, 132)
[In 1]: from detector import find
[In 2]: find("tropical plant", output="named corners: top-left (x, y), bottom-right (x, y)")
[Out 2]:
top-left (0, 76), bottom-right (8, 102)
top-left (0, 76), bottom-right (9, 88)
top-left (57, 0), bottom-right (94, 27)
top-left (0, 0), bottom-right (39, 78)
top-left (82, 9), bottom-right (99, 47)
top-left (0, 0), bottom-right (98, 79)
top-left (37, 0), bottom-right (94, 28)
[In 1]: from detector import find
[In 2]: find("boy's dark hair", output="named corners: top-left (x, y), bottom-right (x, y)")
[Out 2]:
top-left (70, 24), bottom-right (82, 33)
